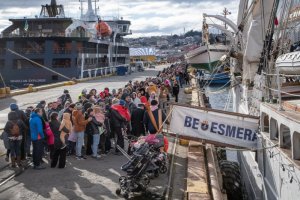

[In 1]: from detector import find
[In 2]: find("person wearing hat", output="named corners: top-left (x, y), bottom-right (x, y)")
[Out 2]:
top-left (72, 103), bottom-right (92, 160)
top-left (143, 100), bottom-right (166, 134)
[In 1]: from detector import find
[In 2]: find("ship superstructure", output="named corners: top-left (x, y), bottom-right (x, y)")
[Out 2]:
top-left (0, 0), bottom-right (131, 88)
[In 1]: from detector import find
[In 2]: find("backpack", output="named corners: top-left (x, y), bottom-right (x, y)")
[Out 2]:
top-left (10, 122), bottom-right (20, 136)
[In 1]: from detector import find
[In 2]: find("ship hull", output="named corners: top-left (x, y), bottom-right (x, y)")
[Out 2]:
top-left (185, 44), bottom-right (229, 71)
top-left (0, 37), bottom-right (129, 88)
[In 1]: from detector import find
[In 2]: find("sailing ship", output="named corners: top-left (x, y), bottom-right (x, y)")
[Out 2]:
top-left (0, 0), bottom-right (131, 88)
top-left (205, 0), bottom-right (300, 199)
top-left (185, 9), bottom-right (233, 73)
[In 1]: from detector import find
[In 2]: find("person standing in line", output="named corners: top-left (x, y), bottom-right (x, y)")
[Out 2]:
top-left (110, 100), bottom-right (130, 154)
top-left (131, 103), bottom-right (146, 137)
top-left (49, 112), bottom-right (67, 168)
top-left (24, 106), bottom-right (34, 158)
top-left (72, 103), bottom-right (92, 160)
top-left (172, 80), bottom-right (180, 103)
top-left (4, 111), bottom-right (25, 168)
top-left (36, 100), bottom-right (48, 122)
top-left (9, 103), bottom-right (28, 161)
top-left (85, 108), bottom-right (102, 159)
top-left (29, 108), bottom-right (46, 170)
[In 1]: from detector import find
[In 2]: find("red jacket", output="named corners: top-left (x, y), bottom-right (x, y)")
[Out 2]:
top-left (111, 105), bottom-right (131, 121)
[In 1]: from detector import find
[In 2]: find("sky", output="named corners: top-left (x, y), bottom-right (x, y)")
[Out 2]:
top-left (0, 0), bottom-right (240, 38)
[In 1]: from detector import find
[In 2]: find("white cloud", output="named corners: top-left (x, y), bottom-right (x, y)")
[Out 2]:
top-left (0, 0), bottom-right (239, 37)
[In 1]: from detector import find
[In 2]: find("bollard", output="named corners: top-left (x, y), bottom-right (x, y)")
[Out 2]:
top-left (0, 88), bottom-right (5, 94)
top-left (5, 87), bottom-right (11, 94)
top-left (27, 84), bottom-right (34, 92)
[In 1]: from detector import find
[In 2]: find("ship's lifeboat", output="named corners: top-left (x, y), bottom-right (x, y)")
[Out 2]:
top-left (95, 21), bottom-right (112, 37)
top-left (276, 52), bottom-right (300, 74)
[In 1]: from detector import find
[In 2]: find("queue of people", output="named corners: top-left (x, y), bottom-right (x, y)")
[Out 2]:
top-left (1, 64), bottom-right (189, 170)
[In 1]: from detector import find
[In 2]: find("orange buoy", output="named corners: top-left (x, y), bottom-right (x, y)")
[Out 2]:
top-left (95, 21), bottom-right (112, 37)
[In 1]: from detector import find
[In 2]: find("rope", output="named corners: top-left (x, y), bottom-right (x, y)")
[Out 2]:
top-left (163, 130), bottom-right (279, 152)
top-left (200, 81), bottom-right (237, 95)
top-left (224, 89), bottom-right (232, 111)
top-left (262, 72), bottom-right (300, 77)
top-left (5, 48), bottom-right (72, 81)
top-left (264, 85), bottom-right (300, 97)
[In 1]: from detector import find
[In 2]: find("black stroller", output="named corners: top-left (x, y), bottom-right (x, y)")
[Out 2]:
top-left (125, 134), bottom-right (168, 177)
top-left (116, 143), bottom-right (159, 199)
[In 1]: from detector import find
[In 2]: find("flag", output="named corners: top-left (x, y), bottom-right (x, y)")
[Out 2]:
top-left (24, 20), bottom-right (29, 31)
top-left (274, 17), bottom-right (279, 26)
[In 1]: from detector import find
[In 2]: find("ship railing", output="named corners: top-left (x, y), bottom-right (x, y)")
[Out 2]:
top-left (53, 48), bottom-right (72, 54)
top-left (77, 48), bottom-right (108, 54)
top-left (16, 48), bottom-right (45, 55)
top-left (81, 64), bottom-right (130, 78)
top-left (81, 66), bottom-right (116, 78)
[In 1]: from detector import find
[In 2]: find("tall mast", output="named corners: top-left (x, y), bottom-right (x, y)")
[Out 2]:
top-left (79, 0), bottom-right (98, 21)
top-left (203, 15), bottom-right (212, 71)
top-left (222, 7), bottom-right (231, 44)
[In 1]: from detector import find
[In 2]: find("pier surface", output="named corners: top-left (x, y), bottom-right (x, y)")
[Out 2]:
top-left (0, 66), bottom-right (171, 200)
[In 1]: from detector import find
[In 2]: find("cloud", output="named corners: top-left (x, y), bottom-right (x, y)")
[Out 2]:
top-left (0, 0), bottom-right (239, 37)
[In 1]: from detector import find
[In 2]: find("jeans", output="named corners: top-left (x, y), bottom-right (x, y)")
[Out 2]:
top-left (9, 140), bottom-right (21, 158)
top-left (92, 134), bottom-right (100, 156)
top-left (32, 140), bottom-right (44, 167)
top-left (75, 131), bottom-right (84, 157)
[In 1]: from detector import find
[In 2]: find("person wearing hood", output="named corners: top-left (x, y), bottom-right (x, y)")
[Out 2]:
top-left (29, 108), bottom-right (46, 169)
top-left (59, 113), bottom-right (72, 149)
top-left (9, 103), bottom-right (28, 160)
top-left (72, 103), bottom-right (92, 160)
top-left (110, 100), bottom-right (130, 154)
top-left (4, 111), bottom-right (25, 168)
top-left (78, 88), bottom-right (88, 101)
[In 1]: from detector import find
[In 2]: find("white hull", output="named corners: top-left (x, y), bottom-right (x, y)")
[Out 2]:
top-left (185, 44), bottom-right (229, 65)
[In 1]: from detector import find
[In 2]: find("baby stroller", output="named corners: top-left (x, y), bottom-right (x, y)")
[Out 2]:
top-left (116, 143), bottom-right (158, 199)
top-left (127, 134), bottom-right (168, 176)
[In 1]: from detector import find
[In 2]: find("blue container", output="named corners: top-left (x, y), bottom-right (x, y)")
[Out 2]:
top-left (116, 66), bottom-right (126, 76)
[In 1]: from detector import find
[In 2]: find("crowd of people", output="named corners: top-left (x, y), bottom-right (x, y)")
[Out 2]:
top-left (2, 64), bottom-right (190, 170)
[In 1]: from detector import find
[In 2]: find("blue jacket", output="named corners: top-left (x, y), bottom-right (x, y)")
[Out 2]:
top-left (29, 112), bottom-right (45, 141)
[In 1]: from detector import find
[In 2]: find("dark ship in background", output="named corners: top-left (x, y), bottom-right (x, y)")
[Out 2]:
top-left (0, 0), bottom-right (131, 88)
